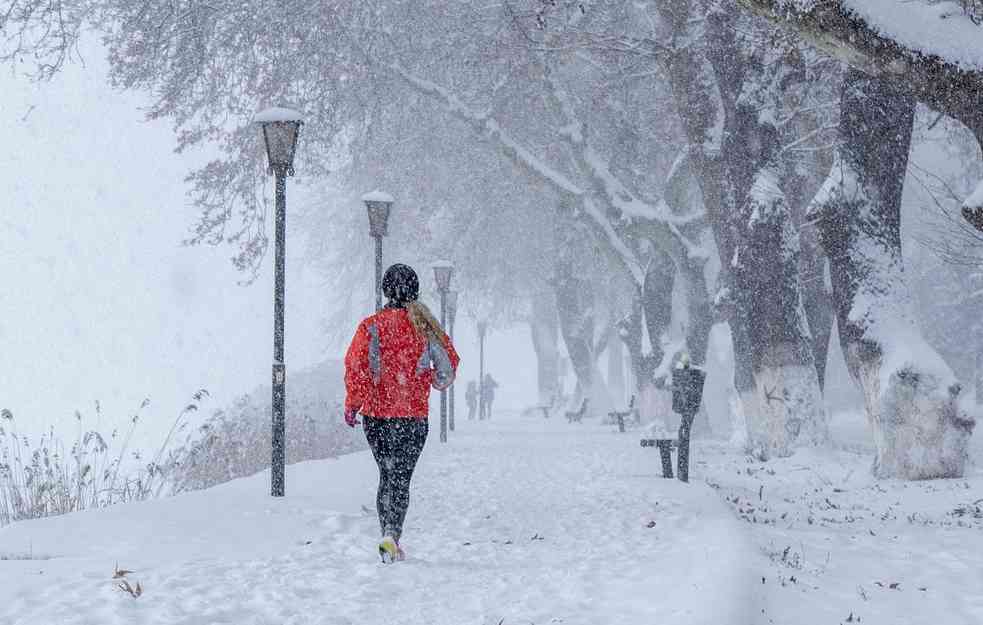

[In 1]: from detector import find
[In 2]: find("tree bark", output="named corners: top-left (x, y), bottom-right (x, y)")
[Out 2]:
top-left (554, 236), bottom-right (614, 415)
top-left (555, 255), bottom-right (595, 404)
top-left (785, 116), bottom-right (835, 391)
top-left (642, 249), bottom-right (675, 376)
top-left (812, 70), bottom-right (975, 478)
top-left (658, 0), bottom-right (826, 456)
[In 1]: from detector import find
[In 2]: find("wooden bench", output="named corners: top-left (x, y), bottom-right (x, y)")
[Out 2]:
top-left (640, 438), bottom-right (677, 478)
top-left (565, 398), bottom-right (589, 423)
top-left (607, 395), bottom-right (636, 433)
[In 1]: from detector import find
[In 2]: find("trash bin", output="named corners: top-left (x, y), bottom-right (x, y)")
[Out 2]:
top-left (672, 365), bottom-right (706, 418)
top-left (671, 363), bottom-right (706, 483)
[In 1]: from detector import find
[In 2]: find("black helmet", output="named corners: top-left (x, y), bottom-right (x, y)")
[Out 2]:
top-left (382, 264), bottom-right (419, 304)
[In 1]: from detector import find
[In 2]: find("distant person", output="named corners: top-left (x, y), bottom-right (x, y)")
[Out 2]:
top-left (466, 380), bottom-right (478, 421)
top-left (344, 264), bottom-right (459, 563)
top-left (481, 373), bottom-right (499, 419)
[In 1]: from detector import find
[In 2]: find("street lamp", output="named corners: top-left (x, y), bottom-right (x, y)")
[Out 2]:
top-left (361, 190), bottom-right (394, 311)
top-left (255, 106), bottom-right (304, 498)
top-left (433, 260), bottom-right (454, 443)
top-left (446, 290), bottom-right (459, 432)
top-left (477, 320), bottom-right (488, 420)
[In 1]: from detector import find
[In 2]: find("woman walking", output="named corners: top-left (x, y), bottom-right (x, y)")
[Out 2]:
top-left (344, 264), bottom-right (459, 563)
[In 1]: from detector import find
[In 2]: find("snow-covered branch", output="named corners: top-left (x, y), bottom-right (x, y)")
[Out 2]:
top-left (390, 62), bottom-right (661, 284)
top-left (541, 65), bottom-right (707, 262)
top-left (737, 0), bottom-right (983, 231)
top-left (736, 1), bottom-right (983, 141)
top-left (390, 63), bottom-right (584, 197)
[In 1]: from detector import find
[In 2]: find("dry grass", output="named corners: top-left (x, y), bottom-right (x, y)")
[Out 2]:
top-left (1, 365), bottom-right (360, 525)
top-left (116, 579), bottom-right (143, 599)
top-left (0, 391), bottom-right (208, 527)
top-left (113, 562), bottom-right (143, 598)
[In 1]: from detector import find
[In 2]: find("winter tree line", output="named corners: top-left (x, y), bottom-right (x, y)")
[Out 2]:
top-left (3, 1), bottom-right (983, 480)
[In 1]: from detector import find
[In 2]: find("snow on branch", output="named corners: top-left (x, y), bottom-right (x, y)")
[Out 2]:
top-left (582, 198), bottom-right (645, 284)
top-left (540, 66), bottom-right (708, 263)
top-left (736, 0), bottom-right (983, 141)
top-left (738, 0), bottom-right (983, 231)
top-left (390, 62), bottom-right (656, 283)
top-left (962, 180), bottom-right (983, 231)
top-left (389, 63), bottom-right (584, 197)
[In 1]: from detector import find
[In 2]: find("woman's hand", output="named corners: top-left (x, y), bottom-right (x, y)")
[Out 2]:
top-left (345, 409), bottom-right (360, 428)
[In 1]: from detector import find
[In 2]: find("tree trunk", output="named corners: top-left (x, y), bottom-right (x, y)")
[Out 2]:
top-left (784, 120), bottom-right (835, 391)
top-left (798, 217), bottom-right (833, 390)
top-left (530, 290), bottom-right (561, 406)
top-left (732, 157), bottom-right (828, 458)
top-left (974, 321), bottom-right (983, 405)
top-left (658, 1), bottom-right (826, 456)
top-left (642, 248), bottom-right (675, 376)
top-left (555, 255), bottom-right (594, 404)
top-left (812, 70), bottom-right (975, 479)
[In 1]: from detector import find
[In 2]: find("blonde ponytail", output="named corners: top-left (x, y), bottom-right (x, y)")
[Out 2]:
top-left (406, 301), bottom-right (447, 343)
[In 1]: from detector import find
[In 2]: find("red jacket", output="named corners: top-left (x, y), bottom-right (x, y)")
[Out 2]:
top-left (344, 307), bottom-right (460, 419)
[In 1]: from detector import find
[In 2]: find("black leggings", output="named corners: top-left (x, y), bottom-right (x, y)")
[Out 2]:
top-left (363, 417), bottom-right (428, 542)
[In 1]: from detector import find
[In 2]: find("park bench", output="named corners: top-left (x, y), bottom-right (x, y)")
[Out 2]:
top-left (565, 398), bottom-right (589, 423)
top-left (607, 395), bottom-right (636, 433)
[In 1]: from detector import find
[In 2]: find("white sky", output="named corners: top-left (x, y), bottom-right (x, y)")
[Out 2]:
top-left (0, 42), bottom-right (540, 450)
top-left (0, 46), bottom-right (330, 448)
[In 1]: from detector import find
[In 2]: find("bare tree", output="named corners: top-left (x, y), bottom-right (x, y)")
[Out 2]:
top-left (0, 0), bottom-right (92, 79)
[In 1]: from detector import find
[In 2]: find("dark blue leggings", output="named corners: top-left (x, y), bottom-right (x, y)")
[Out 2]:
top-left (363, 417), bottom-right (428, 542)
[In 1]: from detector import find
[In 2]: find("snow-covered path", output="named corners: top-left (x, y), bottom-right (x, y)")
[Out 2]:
top-left (0, 413), bottom-right (758, 625)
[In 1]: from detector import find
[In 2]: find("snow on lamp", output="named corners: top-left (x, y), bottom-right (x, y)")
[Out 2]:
top-left (432, 260), bottom-right (454, 293)
top-left (255, 107), bottom-right (304, 176)
top-left (362, 190), bottom-right (394, 238)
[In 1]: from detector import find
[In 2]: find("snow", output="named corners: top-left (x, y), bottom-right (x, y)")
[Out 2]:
top-left (963, 179), bottom-right (983, 210)
top-left (253, 107), bottom-right (304, 124)
top-left (0, 414), bottom-right (759, 624)
top-left (2, 414), bottom-right (981, 624)
top-left (747, 166), bottom-right (786, 225)
top-left (841, 1), bottom-right (983, 70)
top-left (782, 1), bottom-right (983, 70)
top-left (700, 418), bottom-right (983, 625)
top-left (361, 189), bottom-right (395, 204)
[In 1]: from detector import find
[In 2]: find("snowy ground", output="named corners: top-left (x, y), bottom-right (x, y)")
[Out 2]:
top-left (0, 413), bottom-right (759, 625)
top-left (700, 412), bottom-right (983, 625)
top-left (2, 410), bottom-right (979, 624)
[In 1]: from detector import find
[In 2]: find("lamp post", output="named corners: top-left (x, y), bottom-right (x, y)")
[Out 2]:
top-left (361, 190), bottom-right (394, 311)
top-left (255, 106), bottom-right (304, 498)
top-left (477, 320), bottom-right (488, 420)
top-left (446, 290), bottom-right (458, 432)
top-left (433, 260), bottom-right (454, 443)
